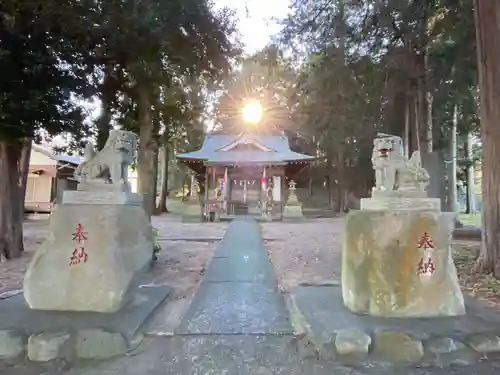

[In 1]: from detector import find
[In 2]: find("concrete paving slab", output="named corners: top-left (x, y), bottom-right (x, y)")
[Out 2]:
top-left (177, 218), bottom-right (292, 335)
top-left (46, 334), bottom-right (500, 375)
top-left (176, 282), bottom-right (291, 334)
top-left (0, 286), bottom-right (171, 341)
top-left (9, 335), bottom-right (500, 374)
top-left (144, 296), bottom-right (193, 337)
top-left (292, 285), bottom-right (500, 342)
top-left (203, 254), bottom-right (274, 283)
top-left (64, 335), bottom-right (310, 375)
top-left (215, 219), bottom-right (264, 255)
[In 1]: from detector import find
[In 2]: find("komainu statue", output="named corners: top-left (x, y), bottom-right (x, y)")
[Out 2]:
top-left (371, 133), bottom-right (405, 192)
top-left (398, 150), bottom-right (430, 194)
top-left (74, 130), bottom-right (138, 191)
top-left (371, 133), bottom-right (430, 197)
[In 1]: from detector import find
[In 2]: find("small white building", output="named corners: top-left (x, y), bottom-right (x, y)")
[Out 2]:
top-left (26, 145), bottom-right (82, 213)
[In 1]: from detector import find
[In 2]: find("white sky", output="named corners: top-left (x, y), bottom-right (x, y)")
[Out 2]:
top-left (215, 0), bottom-right (289, 53)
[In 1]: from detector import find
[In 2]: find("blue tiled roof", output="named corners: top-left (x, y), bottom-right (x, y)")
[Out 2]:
top-left (33, 145), bottom-right (82, 165)
top-left (176, 134), bottom-right (315, 164)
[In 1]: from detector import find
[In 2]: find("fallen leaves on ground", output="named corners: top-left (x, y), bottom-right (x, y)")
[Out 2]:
top-left (453, 240), bottom-right (500, 309)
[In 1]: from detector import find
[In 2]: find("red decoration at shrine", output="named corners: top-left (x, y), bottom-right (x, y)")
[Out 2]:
top-left (417, 232), bottom-right (435, 249)
top-left (376, 148), bottom-right (393, 158)
top-left (417, 257), bottom-right (436, 275)
top-left (72, 223), bottom-right (88, 243)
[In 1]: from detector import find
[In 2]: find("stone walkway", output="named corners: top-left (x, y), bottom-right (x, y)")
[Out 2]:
top-left (176, 218), bottom-right (291, 335)
top-left (8, 337), bottom-right (500, 375)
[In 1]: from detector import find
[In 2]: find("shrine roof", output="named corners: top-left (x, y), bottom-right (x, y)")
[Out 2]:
top-left (176, 134), bottom-right (315, 164)
top-left (32, 144), bottom-right (82, 165)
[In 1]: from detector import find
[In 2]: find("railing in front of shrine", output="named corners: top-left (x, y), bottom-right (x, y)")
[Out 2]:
top-left (203, 200), bottom-right (283, 216)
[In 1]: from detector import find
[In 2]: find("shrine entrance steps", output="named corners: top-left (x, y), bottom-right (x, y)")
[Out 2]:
top-left (230, 202), bottom-right (260, 216)
top-left (175, 217), bottom-right (292, 335)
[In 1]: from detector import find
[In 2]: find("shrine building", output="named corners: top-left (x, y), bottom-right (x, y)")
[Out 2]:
top-left (176, 133), bottom-right (315, 219)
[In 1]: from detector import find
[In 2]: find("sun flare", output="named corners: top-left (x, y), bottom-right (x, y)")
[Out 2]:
top-left (242, 99), bottom-right (263, 124)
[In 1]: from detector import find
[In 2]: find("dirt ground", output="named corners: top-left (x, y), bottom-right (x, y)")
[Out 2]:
top-left (2, 215), bottom-right (497, 312)
top-left (144, 216), bottom-right (226, 301)
top-left (0, 218), bottom-right (47, 295)
top-left (261, 218), bottom-right (343, 292)
top-left (0, 215), bottom-right (227, 298)
top-left (262, 219), bottom-right (499, 310)
top-left (453, 239), bottom-right (500, 308)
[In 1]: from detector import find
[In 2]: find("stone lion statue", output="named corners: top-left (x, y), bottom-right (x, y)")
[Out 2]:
top-left (398, 150), bottom-right (430, 195)
top-left (74, 130), bottom-right (138, 191)
top-left (371, 133), bottom-right (405, 192)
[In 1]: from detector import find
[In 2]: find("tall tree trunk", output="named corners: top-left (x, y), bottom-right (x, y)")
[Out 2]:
top-left (157, 144), bottom-right (170, 213)
top-left (151, 146), bottom-right (160, 216)
top-left (473, 1), bottom-right (500, 276)
top-left (412, 95), bottom-right (420, 152)
top-left (0, 140), bottom-right (23, 259)
top-left (465, 132), bottom-right (476, 214)
top-left (415, 73), bottom-right (424, 150)
top-left (424, 49), bottom-right (433, 154)
top-left (404, 93), bottom-right (410, 157)
top-left (326, 157), bottom-right (334, 209)
top-left (16, 139), bottom-right (32, 252)
top-left (416, 51), bottom-right (432, 154)
top-left (97, 64), bottom-right (114, 150)
top-left (335, 145), bottom-right (346, 213)
top-left (136, 83), bottom-right (158, 218)
top-left (447, 104), bottom-right (458, 212)
top-left (425, 91), bottom-right (433, 153)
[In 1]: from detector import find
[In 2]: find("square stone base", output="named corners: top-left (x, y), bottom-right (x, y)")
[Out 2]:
top-left (342, 210), bottom-right (465, 317)
top-left (288, 285), bottom-right (500, 365)
top-left (0, 286), bottom-right (171, 341)
top-left (360, 197), bottom-right (441, 211)
top-left (62, 190), bottom-right (142, 205)
top-left (283, 205), bottom-right (303, 219)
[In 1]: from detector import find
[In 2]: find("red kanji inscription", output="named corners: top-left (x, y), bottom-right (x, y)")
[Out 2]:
top-left (72, 223), bottom-right (88, 243)
top-left (417, 257), bottom-right (436, 275)
top-left (417, 232), bottom-right (435, 249)
top-left (70, 223), bottom-right (89, 266)
top-left (69, 247), bottom-right (88, 265)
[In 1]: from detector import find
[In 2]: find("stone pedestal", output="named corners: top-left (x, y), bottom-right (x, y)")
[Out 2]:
top-left (342, 210), bottom-right (465, 317)
top-left (62, 190), bottom-right (142, 205)
top-left (283, 205), bottom-right (303, 219)
top-left (24, 192), bottom-right (153, 313)
top-left (360, 197), bottom-right (441, 211)
top-left (283, 191), bottom-right (303, 219)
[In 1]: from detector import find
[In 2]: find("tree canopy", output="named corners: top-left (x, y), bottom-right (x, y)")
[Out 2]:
top-left (3, 0), bottom-right (500, 278)
top-left (0, 0), bottom-right (238, 258)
